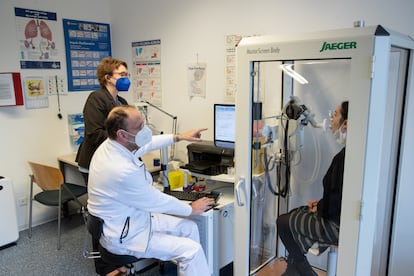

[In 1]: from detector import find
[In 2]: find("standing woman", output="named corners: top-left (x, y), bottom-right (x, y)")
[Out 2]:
top-left (76, 57), bottom-right (130, 276)
top-left (76, 57), bottom-right (130, 184)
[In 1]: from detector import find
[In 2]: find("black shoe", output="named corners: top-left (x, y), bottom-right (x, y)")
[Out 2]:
top-left (281, 256), bottom-right (300, 276)
top-left (295, 257), bottom-right (317, 276)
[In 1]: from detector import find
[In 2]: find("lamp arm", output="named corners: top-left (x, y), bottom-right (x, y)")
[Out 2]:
top-left (144, 101), bottom-right (177, 121)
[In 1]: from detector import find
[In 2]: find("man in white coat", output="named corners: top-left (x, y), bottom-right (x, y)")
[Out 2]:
top-left (88, 105), bottom-right (214, 276)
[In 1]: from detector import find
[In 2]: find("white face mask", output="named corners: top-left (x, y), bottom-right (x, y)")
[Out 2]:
top-left (332, 123), bottom-right (346, 145)
top-left (124, 125), bottom-right (152, 147)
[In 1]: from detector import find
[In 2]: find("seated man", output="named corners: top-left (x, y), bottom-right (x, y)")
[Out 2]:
top-left (277, 101), bottom-right (348, 276)
top-left (88, 105), bottom-right (215, 276)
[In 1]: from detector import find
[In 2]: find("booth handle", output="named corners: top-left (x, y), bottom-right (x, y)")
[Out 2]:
top-left (235, 177), bottom-right (245, 206)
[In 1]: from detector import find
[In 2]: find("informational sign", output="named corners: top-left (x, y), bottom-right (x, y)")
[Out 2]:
top-left (63, 19), bottom-right (111, 92)
top-left (22, 76), bottom-right (49, 109)
top-left (15, 7), bottom-right (61, 69)
top-left (224, 34), bottom-right (260, 101)
top-left (188, 63), bottom-right (207, 98)
top-left (131, 39), bottom-right (162, 105)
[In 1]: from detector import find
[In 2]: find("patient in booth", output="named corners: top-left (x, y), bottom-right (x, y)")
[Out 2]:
top-left (277, 101), bottom-right (348, 276)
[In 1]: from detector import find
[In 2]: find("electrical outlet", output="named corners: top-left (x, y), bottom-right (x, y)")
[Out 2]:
top-left (18, 197), bottom-right (27, 206)
top-left (48, 75), bottom-right (67, 95)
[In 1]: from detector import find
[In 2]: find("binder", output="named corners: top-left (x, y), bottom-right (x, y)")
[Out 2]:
top-left (0, 72), bottom-right (24, 106)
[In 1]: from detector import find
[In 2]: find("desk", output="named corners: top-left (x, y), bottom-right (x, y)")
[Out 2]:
top-left (168, 169), bottom-right (235, 276)
top-left (58, 151), bottom-right (161, 183)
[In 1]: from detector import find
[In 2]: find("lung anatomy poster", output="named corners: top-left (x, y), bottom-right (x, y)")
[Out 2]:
top-left (15, 7), bottom-right (61, 69)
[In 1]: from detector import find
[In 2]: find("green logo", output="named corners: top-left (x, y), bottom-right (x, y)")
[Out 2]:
top-left (320, 41), bottom-right (357, 52)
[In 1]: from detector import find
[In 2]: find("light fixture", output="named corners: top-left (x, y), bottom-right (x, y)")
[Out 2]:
top-left (280, 64), bottom-right (309, 84)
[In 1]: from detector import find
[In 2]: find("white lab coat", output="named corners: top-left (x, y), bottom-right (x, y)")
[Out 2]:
top-left (88, 136), bottom-right (210, 276)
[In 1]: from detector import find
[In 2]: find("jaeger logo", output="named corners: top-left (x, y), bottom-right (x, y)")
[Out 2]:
top-left (320, 41), bottom-right (357, 52)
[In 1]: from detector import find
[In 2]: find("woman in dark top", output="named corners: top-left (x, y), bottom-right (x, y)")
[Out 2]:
top-left (75, 57), bottom-right (130, 276)
top-left (76, 57), bottom-right (129, 183)
top-left (277, 101), bottom-right (348, 276)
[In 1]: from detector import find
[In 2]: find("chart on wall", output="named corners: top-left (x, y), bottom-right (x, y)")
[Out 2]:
top-left (224, 34), bottom-right (260, 102)
top-left (131, 39), bottom-right (162, 106)
top-left (15, 7), bottom-right (61, 69)
top-left (63, 19), bottom-right (111, 92)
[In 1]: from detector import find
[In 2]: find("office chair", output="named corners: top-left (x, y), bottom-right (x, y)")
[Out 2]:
top-left (83, 210), bottom-right (159, 276)
top-left (28, 161), bottom-right (87, 250)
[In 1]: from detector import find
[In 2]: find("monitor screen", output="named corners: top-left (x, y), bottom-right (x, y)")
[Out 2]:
top-left (214, 104), bottom-right (236, 149)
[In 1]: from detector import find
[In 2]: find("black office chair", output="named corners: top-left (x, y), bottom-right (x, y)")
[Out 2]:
top-left (83, 211), bottom-right (158, 276)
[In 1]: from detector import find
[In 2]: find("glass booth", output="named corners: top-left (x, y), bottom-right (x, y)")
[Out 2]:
top-left (234, 25), bottom-right (414, 275)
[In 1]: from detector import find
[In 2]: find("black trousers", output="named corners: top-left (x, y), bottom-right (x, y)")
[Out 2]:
top-left (81, 171), bottom-right (120, 275)
top-left (277, 212), bottom-right (305, 261)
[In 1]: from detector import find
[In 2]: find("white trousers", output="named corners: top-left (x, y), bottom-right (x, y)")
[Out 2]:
top-left (138, 213), bottom-right (210, 276)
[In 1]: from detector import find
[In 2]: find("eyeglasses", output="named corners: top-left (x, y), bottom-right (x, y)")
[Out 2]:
top-left (112, 71), bottom-right (130, 78)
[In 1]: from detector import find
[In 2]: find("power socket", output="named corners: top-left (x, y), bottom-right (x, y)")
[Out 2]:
top-left (48, 75), bottom-right (67, 95)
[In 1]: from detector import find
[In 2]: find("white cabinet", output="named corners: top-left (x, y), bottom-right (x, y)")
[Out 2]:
top-left (0, 177), bottom-right (19, 247)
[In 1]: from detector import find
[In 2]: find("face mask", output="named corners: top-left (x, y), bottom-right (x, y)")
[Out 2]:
top-left (135, 125), bottom-right (152, 147)
top-left (124, 126), bottom-right (152, 148)
top-left (332, 123), bottom-right (346, 145)
top-left (115, 77), bottom-right (131, 91)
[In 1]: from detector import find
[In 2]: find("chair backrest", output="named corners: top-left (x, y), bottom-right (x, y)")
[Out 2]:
top-left (28, 161), bottom-right (64, 191)
top-left (86, 212), bottom-right (104, 241)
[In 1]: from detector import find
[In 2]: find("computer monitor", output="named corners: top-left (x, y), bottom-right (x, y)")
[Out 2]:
top-left (214, 104), bottom-right (236, 149)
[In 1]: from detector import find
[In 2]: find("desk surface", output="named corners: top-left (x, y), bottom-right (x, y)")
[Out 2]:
top-left (179, 168), bottom-right (235, 183)
top-left (58, 151), bottom-right (161, 173)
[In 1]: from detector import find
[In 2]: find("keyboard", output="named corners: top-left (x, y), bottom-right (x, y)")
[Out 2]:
top-left (166, 190), bottom-right (221, 202)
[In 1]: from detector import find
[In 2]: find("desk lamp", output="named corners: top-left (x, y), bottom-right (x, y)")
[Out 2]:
top-left (136, 101), bottom-right (178, 192)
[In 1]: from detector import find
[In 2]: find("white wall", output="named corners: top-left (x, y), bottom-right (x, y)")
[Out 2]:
top-left (0, 0), bottom-right (112, 229)
top-left (1, 0), bottom-right (413, 233)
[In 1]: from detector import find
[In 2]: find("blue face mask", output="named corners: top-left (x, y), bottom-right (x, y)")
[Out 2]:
top-left (115, 77), bottom-right (131, 91)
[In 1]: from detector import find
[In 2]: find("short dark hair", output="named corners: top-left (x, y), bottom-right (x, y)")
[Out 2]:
top-left (341, 101), bottom-right (349, 121)
top-left (105, 106), bottom-right (133, 139)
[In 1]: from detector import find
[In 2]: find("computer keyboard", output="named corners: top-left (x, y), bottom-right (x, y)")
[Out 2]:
top-left (166, 190), bottom-right (220, 202)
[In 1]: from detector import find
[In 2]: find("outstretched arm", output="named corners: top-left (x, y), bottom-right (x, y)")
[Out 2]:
top-left (174, 128), bottom-right (208, 142)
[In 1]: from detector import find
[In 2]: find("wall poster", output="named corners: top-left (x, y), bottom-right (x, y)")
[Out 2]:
top-left (63, 19), bottom-right (111, 92)
top-left (225, 34), bottom-right (260, 102)
top-left (131, 39), bottom-right (162, 106)
top-left (15, 7), bottom-right (61, 69)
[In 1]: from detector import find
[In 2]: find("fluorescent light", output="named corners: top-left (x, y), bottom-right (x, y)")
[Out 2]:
top-left (280, 64), bottom-right (309, 84)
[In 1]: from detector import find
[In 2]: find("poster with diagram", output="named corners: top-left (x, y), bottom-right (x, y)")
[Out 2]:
top-left (188, 63), bottom-right (207, 98)
top-left (63, 19), bottom-right (111, 91)
top-left (15, 7), bottom-right (61, 69)
top-left (224, 34), bottom-right (260, 101)
top-left (131, 39), bottom-right (162, 106)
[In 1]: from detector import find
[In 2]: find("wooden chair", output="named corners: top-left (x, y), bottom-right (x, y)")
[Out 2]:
top-left (28, 161), bottom-right (87, 250)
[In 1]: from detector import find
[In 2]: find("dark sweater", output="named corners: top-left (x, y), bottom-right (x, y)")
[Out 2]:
top-left (317, 147), bottom-right (346, 225)
top-left (76, 87), bottom-right (127, 169)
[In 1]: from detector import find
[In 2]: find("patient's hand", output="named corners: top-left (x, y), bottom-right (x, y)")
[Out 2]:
top-left (308, 200), bottom-right (319, 213)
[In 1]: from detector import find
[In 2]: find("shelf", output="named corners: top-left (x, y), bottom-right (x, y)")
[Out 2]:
top-left (179, 168), bottom-right (235, 183)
